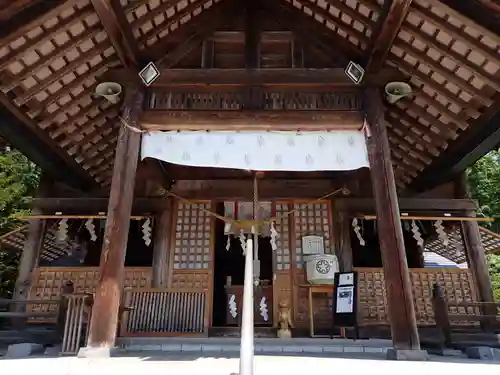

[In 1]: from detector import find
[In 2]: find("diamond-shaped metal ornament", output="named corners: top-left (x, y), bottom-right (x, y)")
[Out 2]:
top-left (139, 62), bottom-right (160, 86)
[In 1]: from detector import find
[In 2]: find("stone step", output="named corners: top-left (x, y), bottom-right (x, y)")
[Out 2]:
top-left (0, 329), bottom-right (59, 345)
top-left (117, 337), bottom-right (393, 355)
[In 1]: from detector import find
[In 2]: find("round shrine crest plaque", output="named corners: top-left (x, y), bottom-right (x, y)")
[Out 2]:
top-left (315, 259), bottom-right (331, 274)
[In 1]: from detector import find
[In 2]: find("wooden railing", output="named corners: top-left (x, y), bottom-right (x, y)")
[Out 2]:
top-left (0, 298), bottom-right (60, 327)
top-left (432, 284), bottom-right (500, 347)
top-left (60, 294), bottom-right (92, 355)
top-left (120, 288), bottom-right (209, 337)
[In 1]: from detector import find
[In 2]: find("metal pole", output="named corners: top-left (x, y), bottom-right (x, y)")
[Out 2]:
top-left (239, 235), bottom-right (254, 375)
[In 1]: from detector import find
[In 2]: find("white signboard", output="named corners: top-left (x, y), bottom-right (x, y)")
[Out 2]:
top-left (336, 285), bottom-right (354, 313)
top-left (338, 272), bottom-right (354, 286)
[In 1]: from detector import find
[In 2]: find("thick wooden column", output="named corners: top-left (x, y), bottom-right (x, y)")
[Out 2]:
top-left (364, 88), bottom-right (421, 353)
top-left (12, 175), bottom-right (52, 304)
top-left (79, 88), bottom-right (144, 357)
top-left (454, 173), bottom-right (494, 307)
top-left (152, 198), bottom-right (173, 287)
top-left (12, 211), bottom-right (45, 304)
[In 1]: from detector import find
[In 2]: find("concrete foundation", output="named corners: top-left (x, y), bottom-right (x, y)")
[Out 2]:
top-left (6, 343), bottom-right (44, 359)
top-left (386, 348), bottom-right (430, 361)
top-left (77, 346), bottom-right (122, 358)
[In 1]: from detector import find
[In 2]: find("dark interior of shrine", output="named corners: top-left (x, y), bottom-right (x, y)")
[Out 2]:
top-left (212, 202), bottom-right (273, 326)
top-left (351, 220), bottom-right (425, 268)
top-left (39, 219), bottom-right (154, 267)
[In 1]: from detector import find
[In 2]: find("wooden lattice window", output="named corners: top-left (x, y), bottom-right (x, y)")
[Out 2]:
top-left (274, 202), bottom-right (291, 270)
top-left (173, 202), bottom-right (212, 270)
top-left (293, 202), bottom-right (331, 268)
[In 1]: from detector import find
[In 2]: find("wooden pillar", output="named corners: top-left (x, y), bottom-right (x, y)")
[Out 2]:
top-left (338, 214), bottom-right (353, 271)
top-left (331, 201), bottom-right (353, 272)
top-left (364, 88), bottom-right (420, 352)
top-left (12, 175), bottom-right (52, 304)
top-left (79, 88), bottom-right (144, 357)
top-left (454, 173), bottom-right (494, 307)
top-left (152, 198), bottom-right (173, 287)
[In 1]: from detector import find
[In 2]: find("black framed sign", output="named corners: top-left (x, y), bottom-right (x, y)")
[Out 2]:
top-left (332, 271), bottom-right (358, 330)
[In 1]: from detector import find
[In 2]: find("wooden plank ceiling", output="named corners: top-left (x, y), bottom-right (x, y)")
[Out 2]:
top-left (0, 0), bottom-right (499, 190)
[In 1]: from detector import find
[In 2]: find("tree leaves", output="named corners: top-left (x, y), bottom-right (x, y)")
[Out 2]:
top-left (0, 149), bottom-right (40, 297)
top-left (468, 151), bottom-right (500, 233)
top-left (468, 151), bottom-right (500, 301)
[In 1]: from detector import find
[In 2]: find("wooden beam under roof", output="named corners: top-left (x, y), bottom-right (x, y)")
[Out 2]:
top-left (104, 68), bottom-right (406, 87)
top-left (90, 0), bottom-right (143, 69)
top-left (0, 104), bottom-right (97, 191)
top-left (364, 0), bottom-right (413, 72)
top-left (140, 110), bottom-right (363, 131)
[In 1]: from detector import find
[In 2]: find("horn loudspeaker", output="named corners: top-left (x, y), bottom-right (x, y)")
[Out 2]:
top-left (94, 82), bottom-right (122, 104)
top-left (385, 82), bottom-right (412, 104)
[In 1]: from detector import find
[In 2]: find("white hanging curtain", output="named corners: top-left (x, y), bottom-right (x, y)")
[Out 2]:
top-left (141, 131), bottom-right (370, 172)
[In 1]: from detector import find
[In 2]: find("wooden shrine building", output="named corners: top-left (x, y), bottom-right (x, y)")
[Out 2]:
top-left (0, 0), bottom-right (499, 358)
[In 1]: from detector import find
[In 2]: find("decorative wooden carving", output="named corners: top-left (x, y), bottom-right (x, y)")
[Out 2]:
top-left (149, 88), bottom-right (361, 111)
top-left (173, 201), bottom-right (211, 270)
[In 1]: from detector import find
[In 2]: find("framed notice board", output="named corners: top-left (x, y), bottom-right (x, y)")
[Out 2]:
top-left (332, 271), bottom-right (359, 335)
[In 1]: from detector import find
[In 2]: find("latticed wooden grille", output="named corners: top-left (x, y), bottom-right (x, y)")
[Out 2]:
top-left (293, 202), bottom-right (331, 268)
top-left (173, 201), bottom-right (212, 269)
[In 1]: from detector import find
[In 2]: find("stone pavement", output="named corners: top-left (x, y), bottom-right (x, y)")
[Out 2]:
top-left (1, 352), bottom-right (500, 374)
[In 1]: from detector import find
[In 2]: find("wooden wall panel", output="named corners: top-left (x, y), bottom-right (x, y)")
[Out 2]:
top-left (355, 268), bottom-right (388, 325)
top-left (354, 267), bottom-right (478, 326)
top-left (30, 266), bottom-right (152, 300)
top-left (170, 270), bottom-right (211, 290)
top-left (28, 266), bottom-right (151, 316)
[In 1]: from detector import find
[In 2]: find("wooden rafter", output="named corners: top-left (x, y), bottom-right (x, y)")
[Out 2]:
top-left (365, 0), bottom-right (413, 72)
top-left (90, 0), bottom-right (143, 69)
top-left (0, 0), bottom-right (78, 42)
top-left (425, 0), bottom-right (500, 38)
top-left (408, 95), bottom-right (500, 192)
top-left (0, 101), bottom-right (97, 191)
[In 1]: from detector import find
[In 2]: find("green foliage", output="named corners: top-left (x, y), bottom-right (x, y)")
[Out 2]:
top-left (0, 149), bottom-right (40, 297)
top-left (488, 254), bottom-right (500, 302)
top-left (468, 151), bottom-right (500, 233)
top-left (468, 151), bottom-right (500, 301)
